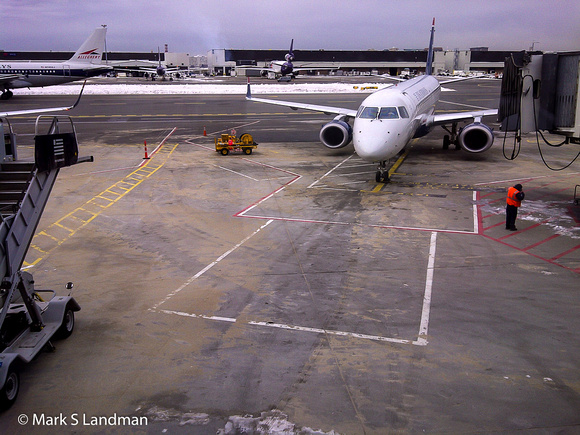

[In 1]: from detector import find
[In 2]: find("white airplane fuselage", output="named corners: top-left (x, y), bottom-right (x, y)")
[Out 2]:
top-left (0, 62), bottom-right (107, 89)
top-left (353, 75), bottom-right (440, 162)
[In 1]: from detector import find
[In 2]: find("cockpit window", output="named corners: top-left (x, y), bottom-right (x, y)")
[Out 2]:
top-left (358, 106), bottom-right (379, 119)
top-left (357, 106), bottom-right (406, 120)
top-left (379, 107), bottom-right (399, 119)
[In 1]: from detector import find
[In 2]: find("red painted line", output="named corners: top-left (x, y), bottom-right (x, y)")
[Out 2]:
top-left (488, 196), bottom-right (506, 205)
top-left (483, 221), bottom-right (506, 231)
top-left (523, 234), bottom-right (560, 251)
top-left (482, 233), bottom-right (573, 272)
top-left (233, 161), bottom-right (301, 218)
top-left (475, 191), bottom-right (484, 235)
top-left (551, 244), bottom-right (580, 261)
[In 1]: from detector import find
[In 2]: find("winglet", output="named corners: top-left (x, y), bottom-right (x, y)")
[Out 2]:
top-left (426, 18), bottom-right (435, 76)
top-left (0, 82), bottom-right (85, 117)
top-left (246, 78), bottom-right (252, 100)
top-left (68, 80), bottom-right (86, 110)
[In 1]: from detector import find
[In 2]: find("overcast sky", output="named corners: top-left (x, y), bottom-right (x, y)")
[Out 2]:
top-left (2, 0), bottom-right (579, 54)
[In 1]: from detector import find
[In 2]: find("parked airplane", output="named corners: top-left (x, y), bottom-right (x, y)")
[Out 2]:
top-left (246, 20), bottom-right (498, 182)
top-left (113, 48), bottom-right (180, 81)
top-left (238, 39), bottom-right (337, 81)
top-left (0, 28), bottom-right (109, 100)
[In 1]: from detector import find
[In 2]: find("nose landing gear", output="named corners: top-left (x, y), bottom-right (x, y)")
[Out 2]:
top-left (375, 161), bottom-right (390, 183)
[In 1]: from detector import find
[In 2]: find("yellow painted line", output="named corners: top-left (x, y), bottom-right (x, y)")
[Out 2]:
top-left (23, 142), bottom-right (179, 268)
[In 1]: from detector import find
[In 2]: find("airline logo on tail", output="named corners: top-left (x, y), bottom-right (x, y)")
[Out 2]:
top-left (76, 49), bottom-right (101, 60)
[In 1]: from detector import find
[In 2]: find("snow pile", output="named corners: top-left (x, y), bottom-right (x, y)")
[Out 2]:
top-left (15, 82), bottom-right (391, 96)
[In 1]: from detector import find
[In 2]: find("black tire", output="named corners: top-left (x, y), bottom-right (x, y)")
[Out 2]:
top-left (56, 306), bottom-right (75, 339)
top-left (443, 135), bottom-right (450, 150)
top-left (243, 147), bottom-right (252, 155)
top-left (0, 367), bottom-right (19, 409)
top-left (220, 148), bottom-right (229, 156)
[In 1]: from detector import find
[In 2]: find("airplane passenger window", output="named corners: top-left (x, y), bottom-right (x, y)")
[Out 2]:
top-left (359, 106), bottom-right (379, 119)
top-left (379, 107), bottom-right (399, 119)
top-left (398, 106), bottom-right (409, 118)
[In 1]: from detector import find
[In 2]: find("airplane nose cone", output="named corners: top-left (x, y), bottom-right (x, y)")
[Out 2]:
top-left (353, 135), bottom-right (389, 161)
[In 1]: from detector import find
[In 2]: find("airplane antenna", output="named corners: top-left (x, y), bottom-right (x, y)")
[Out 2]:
top-left (426, 18), bottom-right (435, 76)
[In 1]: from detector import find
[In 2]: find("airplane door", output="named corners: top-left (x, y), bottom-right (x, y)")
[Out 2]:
top-left (64, 65), bottom-right (71, 76)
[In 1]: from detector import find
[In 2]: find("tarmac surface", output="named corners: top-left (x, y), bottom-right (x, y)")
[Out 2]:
top-left (0, 77), bottom-right (579, 434)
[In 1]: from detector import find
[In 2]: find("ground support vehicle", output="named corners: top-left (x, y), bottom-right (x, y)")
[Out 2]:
top-left (215, 133), bottom-right (257, 155)
top-left (0, 116), bottom-right (92, 409)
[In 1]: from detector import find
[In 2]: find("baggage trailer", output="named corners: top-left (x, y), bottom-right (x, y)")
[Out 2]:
top-left (215, 133), bottom-right (257, 155)
top-left (0, 116), bottom-right (92, 408)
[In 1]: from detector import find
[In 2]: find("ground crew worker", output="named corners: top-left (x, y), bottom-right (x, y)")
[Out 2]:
top-left (506, 183), bottom-right (525, 231)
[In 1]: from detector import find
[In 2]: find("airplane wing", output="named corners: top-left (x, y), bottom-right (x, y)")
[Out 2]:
top-left (237, 66), bottom-right (276, 73)
top-left (0, 74), bottom-right (22, 86)
top-left (370, 73), bottom-right (406, 82)
top-left (0, 82), bottom-right (85, 117)
top-left (427, 109), bottom-right (498, 126)
top-left (292, 66), bottom-right (339, 72)
top-left (246, 82), bottom-right (358, 118)
top-left (439, 76), bottom-right (487, 85)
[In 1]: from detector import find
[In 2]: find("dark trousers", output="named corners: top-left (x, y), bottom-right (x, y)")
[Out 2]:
top-left (506, 205), bottom-right (518, 229)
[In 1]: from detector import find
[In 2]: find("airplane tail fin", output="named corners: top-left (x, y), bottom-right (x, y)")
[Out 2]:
top-left (67, 28), bottom-right (107, 65)
top-left (426, 18), bottom-right (435, 75)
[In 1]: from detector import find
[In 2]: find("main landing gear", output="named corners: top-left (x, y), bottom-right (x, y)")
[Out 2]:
top-left (1, 90), bottom-right (14, 100)
top-left (375, 161), bottom-right (390, 183)
top-left (442, 122), bottom-right (461, 150)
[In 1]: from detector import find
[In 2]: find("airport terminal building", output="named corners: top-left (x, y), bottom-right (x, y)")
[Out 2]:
top-left (2, 46), bottom-right (522, 77)
top-left (206, 47), bottom-right (520, 76)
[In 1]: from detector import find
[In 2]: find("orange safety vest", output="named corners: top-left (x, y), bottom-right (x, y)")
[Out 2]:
top-left (506, 186), bottom-right (522, 207)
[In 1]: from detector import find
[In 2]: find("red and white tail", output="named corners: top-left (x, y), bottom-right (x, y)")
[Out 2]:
top-left (67, 28), bottom-right (107, 65)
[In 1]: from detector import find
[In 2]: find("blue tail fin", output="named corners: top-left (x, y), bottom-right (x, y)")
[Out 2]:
top-left (426, 18), bottom-right (435, 75)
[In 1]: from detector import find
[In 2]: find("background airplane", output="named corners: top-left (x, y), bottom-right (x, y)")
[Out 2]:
top-left (112, 48), bottom-right (181, 81)
top-left (0, 28), bottom-right (109, 100)
top-left (246, 19), bottom-right (498, 182)
top-left (237, 39), bottom-right (338, 81)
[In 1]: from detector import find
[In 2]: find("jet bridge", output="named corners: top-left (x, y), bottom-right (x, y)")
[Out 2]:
top-left (0, 116), bottom-right (92, 409)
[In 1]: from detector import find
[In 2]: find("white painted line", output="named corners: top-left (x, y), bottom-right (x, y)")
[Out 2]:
top-left (248, 321), bottom-right (412, 345)
top-left (307, 154), bottom-right (355, 188)
top-left (160, 309), bottom-right (236, 323)
top-left (414, 231), bottom-right (437, 345)
top-left (239, 213), bottom-right (475, 235)
top-left (151, 219), bottom-right (274, 310)
top-left (216, 165), bottom-right (260, 181)
top-left (473, 191), bottom-right (479, 234)
top-left (154, 230), bottom-right (439, 347)
top-left (322, 170), bottom-right (375, 179)
top-left (153, 309), bottom-right (414, 345)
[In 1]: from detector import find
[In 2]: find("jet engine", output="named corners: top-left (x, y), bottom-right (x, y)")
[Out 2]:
top-left (457, 122), bottom-right (494, 153)
top-left (319, 119), bottom-right (353, 149)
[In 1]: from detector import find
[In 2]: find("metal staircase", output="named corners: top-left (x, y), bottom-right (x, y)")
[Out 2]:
top-left (0, 116), bottom-right (92, 408)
